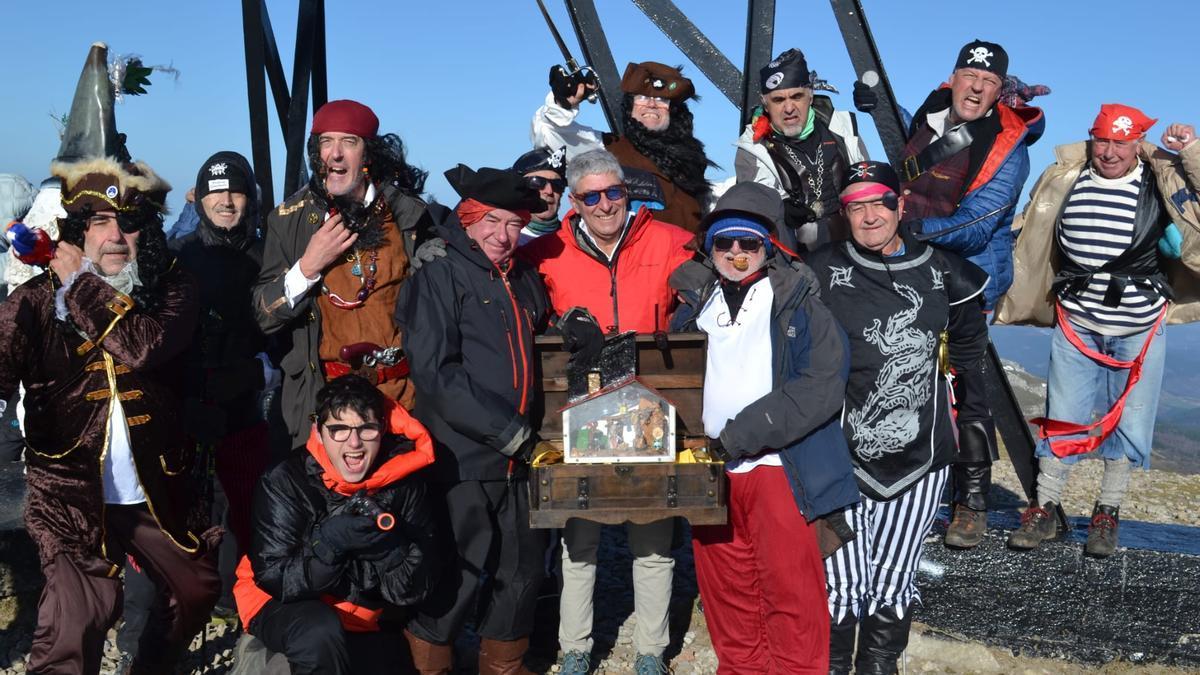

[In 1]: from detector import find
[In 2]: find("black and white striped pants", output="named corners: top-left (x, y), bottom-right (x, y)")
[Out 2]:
top-left (824, 465), bottom-right (950, 623)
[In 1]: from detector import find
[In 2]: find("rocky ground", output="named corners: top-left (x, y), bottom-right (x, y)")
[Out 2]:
top-left (3, 452), bottom-right (1200, 674)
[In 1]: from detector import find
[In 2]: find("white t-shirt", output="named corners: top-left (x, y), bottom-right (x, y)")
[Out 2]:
top-left (103, 400), bottom-right (147, 505)
top-left (697, 277), bottom-right (781, 473)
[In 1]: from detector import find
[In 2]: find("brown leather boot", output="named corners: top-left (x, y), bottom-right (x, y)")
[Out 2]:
top-left (405, 629), bottom-right (453, 675)
top-left (478, 637), bottom-right (534, 675)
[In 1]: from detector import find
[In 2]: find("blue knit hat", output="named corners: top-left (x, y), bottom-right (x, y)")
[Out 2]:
top-left (704, 215), bottom-right (773, 255)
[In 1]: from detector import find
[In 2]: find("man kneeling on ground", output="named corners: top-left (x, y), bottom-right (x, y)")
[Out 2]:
top-left (233, 374), bottom-right (438, 674)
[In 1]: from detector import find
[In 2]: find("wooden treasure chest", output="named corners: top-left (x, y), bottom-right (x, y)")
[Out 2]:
top-left (528, 332), bottom-right (727, 529)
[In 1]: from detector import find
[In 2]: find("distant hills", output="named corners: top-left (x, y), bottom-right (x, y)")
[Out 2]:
top-left (991, 324), bottom-right (1200, 475)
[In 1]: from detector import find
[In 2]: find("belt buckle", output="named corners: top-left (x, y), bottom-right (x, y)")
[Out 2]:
top-left (901, 155), bottom-right (921, 183)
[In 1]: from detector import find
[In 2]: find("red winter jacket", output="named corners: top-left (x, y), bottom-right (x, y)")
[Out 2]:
top-left (520, 206), bottom-right (695, 333)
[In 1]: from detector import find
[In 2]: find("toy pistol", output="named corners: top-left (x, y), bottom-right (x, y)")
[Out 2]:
top-left (347, 488), bottom-right (396, 531)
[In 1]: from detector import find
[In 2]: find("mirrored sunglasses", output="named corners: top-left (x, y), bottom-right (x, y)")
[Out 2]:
top-left (576, 185), bottom-right (628, 207)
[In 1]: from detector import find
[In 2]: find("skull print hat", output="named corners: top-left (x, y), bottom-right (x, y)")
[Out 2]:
top-left (954, 40), bottom-right (1008, 79)
top-left (1090, 103), bottom-right (1157, 141)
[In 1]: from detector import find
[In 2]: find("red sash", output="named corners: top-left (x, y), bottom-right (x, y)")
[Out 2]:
top-left (1030, 303), bottom-right (1166, 458)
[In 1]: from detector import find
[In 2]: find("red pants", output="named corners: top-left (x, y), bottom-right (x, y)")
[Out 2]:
top-left (693, 466), bottom-right (829, 674)
top-left (28, 504), bottom-right (219, 675)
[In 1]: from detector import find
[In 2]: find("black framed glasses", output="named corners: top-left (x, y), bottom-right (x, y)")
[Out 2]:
top-left (324, 423), bottom-right (382, 442)
top-left (526, 175), bottom-right (567, 193)
top-left (712, 236), bottom-right (764, 253)
top-left (575, 185), bottom-right (628, 207)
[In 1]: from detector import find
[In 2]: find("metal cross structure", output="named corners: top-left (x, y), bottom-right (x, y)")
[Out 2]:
top-left (240, 0), bottom-right (328, 210)
top-left (239, 0), bottom-right (1040, 500)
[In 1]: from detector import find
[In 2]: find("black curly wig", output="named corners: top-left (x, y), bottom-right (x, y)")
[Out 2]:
top-left (305, 132), bottom-right (428, 249)
top-left (621, 92), bottom-right (717, 200)
top-left (58, 207), bottom-right (173, 314)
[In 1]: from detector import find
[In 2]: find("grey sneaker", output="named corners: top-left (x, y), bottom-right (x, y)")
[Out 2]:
top-left (1007, 501), bottom-right (1059, 550)
top-left (1085, 503), bottom-right (1120, 558)
top-left (559, 650), bottom-right (591, 675)
top-left (634, 653), bottom-right (670, 675)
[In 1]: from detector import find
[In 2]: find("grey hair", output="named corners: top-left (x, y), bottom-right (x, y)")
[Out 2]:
top-left (566, 149), bottom-right (624, 191)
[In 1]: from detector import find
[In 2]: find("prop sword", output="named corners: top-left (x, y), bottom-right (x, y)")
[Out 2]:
top-left (912, 201), bottom-right (1019, 242)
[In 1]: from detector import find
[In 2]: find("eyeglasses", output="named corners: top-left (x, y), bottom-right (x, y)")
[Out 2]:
top-left (712, 236), bottom-right (764, 253)
top-left (574, 185), bottom-right (628, 207)
top-left (633, 94), bottom-right (669, 107)
top-left (526, 175), bottom-right (567, 193)
top-left (324, 423), bottom-right (382, 442)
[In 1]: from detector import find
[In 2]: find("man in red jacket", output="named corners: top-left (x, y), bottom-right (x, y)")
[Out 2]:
top-left (520, 148), bottom-right (693, 675)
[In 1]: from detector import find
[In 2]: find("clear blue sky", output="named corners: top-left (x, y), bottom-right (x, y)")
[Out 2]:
top-left (4, 1), bottom-right (1197, 217)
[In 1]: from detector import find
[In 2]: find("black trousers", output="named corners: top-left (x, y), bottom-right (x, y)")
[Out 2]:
top-left (249, 599), bottom-right (406, 675)
top-left (408, 478), bottom-right (546, 644)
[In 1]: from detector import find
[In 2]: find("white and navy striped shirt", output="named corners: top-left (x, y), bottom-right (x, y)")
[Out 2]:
top-left (1057, 162), bottom-right (1164, 336)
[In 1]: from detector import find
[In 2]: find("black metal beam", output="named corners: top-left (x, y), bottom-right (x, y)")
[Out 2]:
top-left (240, 0), bottom-right (274, 210)
top-left (741, 0), bottom-right (775, 128)
top-left (983, 342), bottom-right (1039, 501)
top-left (629, 0), bottom-right (743, 109)
top-left (828, 0), bottom-right (908, 166)
top-left (311, 0), bottom-right (328, 111)
top-left (260, 0), bottom-right (293, 133)
top-left (562, 0), bottom-right (623, 134)
top-left (283, 0), bottom-right (320, 199)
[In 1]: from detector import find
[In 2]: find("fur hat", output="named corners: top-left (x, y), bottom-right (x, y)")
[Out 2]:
top-left (619, 62), bottom-right (694, 102)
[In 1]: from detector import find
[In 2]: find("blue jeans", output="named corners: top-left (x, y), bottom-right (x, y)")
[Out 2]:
top-left (1036, 319), bottom-right (1166, 469)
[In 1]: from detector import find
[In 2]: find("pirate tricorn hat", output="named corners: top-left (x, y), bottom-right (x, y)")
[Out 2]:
top-left (49, 42), bottom-right (170, 216)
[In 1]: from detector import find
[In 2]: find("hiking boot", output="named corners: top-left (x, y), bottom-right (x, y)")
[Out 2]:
top-left (944, 504), bottom-right (987, 549)
top-left (558, 650), bottom-right (591, 675)
top-left (1007, 501), bottom-right (1059, 550)
top-left (1085, 503), bottom-right (1120, 558)
top-left (634, 653), bottom-right (670, 675)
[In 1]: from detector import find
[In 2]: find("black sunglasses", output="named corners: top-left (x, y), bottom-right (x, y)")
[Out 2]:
top-left (526, 175), bottom-right (567, 193)
top-left (712, 236), bottom-right (764, 253)
top-left (575, 185), bottom-right (628, 207)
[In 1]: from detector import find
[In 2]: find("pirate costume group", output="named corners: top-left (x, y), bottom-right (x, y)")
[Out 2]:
top-left (6, 31), bottom-right (1200, 675)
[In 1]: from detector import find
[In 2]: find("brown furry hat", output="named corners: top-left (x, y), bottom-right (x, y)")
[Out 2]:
top-left (50, 156), bottom-right (170, 215)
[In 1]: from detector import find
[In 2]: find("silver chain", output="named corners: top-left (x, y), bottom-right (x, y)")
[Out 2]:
top-left (781, 140), bottom-right (825, 216)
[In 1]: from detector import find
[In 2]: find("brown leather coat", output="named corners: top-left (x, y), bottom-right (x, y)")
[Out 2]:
top-left (0, 268), bottom-right (203, 575)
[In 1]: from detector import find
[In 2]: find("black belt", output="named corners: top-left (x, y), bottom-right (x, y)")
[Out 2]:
top-left (901, 124), bottom-right (974, 183)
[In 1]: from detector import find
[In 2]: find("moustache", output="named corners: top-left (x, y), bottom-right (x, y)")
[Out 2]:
top-left (100, 245), bottom-right (131, 255)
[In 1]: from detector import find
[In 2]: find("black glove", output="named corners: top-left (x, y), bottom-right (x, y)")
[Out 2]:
top-left (783, 196), bottom-right (818, 228)
top-left (852, 80), bottom-right (877, 113)
top-left (559, 307), bottom-right (605, 366)
top-left (707, 433), bottom-right (738, 463)
top-left (550, 65), bottom-right (577, 109)
top-left (311, 512), bottom-right (389, 565)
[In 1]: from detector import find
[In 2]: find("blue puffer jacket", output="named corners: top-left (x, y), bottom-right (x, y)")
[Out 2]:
top-left (905, 97), bottom-right (1045, 308)
top-left (670, 256), bottom-right (860, 521)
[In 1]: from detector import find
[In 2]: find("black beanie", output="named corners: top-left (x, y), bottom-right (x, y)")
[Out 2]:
top-left (195, 151), bottom-right (255, 201)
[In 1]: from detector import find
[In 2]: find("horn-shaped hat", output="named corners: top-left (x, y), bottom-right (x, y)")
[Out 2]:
top-left (49, 42), bottom-right (169, 215)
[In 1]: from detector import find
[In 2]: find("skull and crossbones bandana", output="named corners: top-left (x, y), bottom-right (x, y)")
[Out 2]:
top-left (1090, 103), bottom-right (1157, 141)
top-left (953, 39), bottom-right (1008, 79)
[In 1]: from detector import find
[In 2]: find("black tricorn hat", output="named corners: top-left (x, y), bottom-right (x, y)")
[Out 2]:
top-left (444, 164), bottom-right (546, 213)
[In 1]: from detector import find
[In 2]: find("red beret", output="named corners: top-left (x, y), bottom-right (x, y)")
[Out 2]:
top-left (1090, 103), bottom-right (1157, 141)
top-left (311, 99), bottom-right (379, 138)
